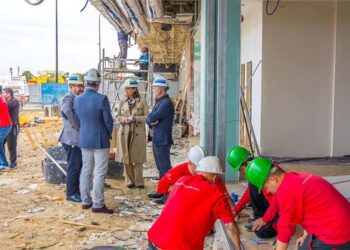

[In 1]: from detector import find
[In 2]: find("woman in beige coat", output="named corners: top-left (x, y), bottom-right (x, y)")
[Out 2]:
top-left (116, 78), bottom-right (149, 188)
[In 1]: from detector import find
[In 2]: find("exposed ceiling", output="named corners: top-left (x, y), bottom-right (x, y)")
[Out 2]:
top-left (90, 0), bottom-right (198, 64)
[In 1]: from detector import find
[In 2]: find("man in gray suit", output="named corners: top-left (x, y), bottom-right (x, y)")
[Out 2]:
top-left (59, 73), bottom-right (84, 202)
top-left (74, 68), bottom-right (114, 213)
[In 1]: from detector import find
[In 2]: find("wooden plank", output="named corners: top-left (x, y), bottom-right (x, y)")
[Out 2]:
top-left (244, 62), bottom-right (253, 149)
top-left (23, 127), bottom-right (37, 150)
top-left (239, 64), bottom-right (245, 146)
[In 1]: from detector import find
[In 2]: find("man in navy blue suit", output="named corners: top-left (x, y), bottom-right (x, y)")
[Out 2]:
top-left (146, 77), bottom-right (174, 199)
top-left (74, 68), bottom-right (114, 213)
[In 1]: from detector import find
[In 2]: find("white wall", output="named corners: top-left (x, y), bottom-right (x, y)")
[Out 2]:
top-left (241, 0), bottom-right (263, 146)
top-left (332, 2), bottom-right (350, 156)
top-left (260, 1), bottom-right (337, 157)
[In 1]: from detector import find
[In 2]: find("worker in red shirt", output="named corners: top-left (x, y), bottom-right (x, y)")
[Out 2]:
top-left (149, 145), bottom-right (206, 204)
top-left (246, 157), bottom-right (350, 250)
top-left (147, 156), bottom-right (242, 250)
top-left (0, 92), bottom-right (12, 170)
top-left (154, 145), bottom-right (232, 206)
top-left (227, 146), bottom-right (278, 238)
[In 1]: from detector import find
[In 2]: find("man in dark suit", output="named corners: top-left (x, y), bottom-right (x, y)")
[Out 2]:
top-left (59, 73), bottom-right (84, 202)
top-left (146, 77), bottom-right (174, 199)
top-left (74, 68), bottom-right (114, 213)
top-left (2, 88), bottom-right (20, 168)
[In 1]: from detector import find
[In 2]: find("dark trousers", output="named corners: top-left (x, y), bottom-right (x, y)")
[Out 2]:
top-left (4, 125), bottom-right (19, 165)
top-left (148, 240), bottom-right (159, 250)
top-left (62, 143), bottom-right (82, 196)
top-left (300, 235), bottom-right (350, 250)
top-left (134, 63), bottom-right (148, 79)
top-left (152, 143), bottom-right (172, 179)
top-left (249, 183), bottom-right (277, 238)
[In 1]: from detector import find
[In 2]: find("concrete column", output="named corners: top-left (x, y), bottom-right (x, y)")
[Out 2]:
top-left (200, 0), bottom-right (241, 181)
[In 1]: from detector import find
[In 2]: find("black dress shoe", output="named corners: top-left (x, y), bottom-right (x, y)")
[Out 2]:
top-left (82, 204), bottom-right (92, 209)
top-left (147, 192), bottom-right (163, 199)
top-left (127, 184), bottom-right (135, 189)
top-left (92, 205), bottom-right (114, 214)
top-left (154, 198), bottom-right (165, 205)
top-left (66, 195), bottom-right (82, 202)
top-left (135, 185), bottom-right (144, 189)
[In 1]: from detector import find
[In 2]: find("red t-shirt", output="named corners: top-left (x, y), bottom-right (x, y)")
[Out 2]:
top-left (148, 174), bottom-right (234, 250)
top-left (276, 172), bottom-right (350, 245)
top-left (157, 161), bottom-right (229, 196)
top-left (157, 162), bottom-right (191, 194)
top-left (0, 96), bottom-right (12, 127)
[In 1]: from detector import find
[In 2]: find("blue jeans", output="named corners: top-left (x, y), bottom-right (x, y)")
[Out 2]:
top-left (0, 125), bottom-right (11, 167)
top-left (62, 143), bottom-right (82, 196)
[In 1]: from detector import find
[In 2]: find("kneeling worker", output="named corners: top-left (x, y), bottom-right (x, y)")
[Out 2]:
top-left (246, 158), bottom-right (350, 250)
top-left (148, 156), bottom-right (242, 250)
top-left (228, 146), bottom-right (278, 238)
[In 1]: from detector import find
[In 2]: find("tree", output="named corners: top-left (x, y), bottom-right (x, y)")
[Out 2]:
top-left (22, 71), bottom-right (34, 82)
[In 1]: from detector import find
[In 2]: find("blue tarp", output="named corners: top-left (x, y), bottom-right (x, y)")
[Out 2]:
top-left (41, 83), bottom-right (69, 104)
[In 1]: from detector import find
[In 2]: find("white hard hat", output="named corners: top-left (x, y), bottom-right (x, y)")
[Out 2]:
top-left (84, 68), bottom-right (101, 84)
top-left (196, 156), bottom-right (224, 175)
top-left (188, 145), bottom-right (206, 166)
top-left (152, 77), bottom-right (168, 88)
top-left (123, 78), bottom-right (138, 88)
top-left (68, 73), bottom-right (84, 85)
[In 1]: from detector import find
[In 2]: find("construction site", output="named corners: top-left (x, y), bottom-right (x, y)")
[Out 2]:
top-left (0, 0), bottom-right (350, 249)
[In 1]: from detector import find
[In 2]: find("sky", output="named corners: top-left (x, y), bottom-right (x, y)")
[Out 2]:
top-left (0, 0), bottom-right (139, 76)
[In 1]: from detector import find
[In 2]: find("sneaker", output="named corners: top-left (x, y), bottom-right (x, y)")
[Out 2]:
top-left (92, 205), bottom-right (114, 214)
top-left (0, 166), bottom-right (10, 171)
top-left (9, 163), bottom-right (17, 168)
top-left (147, 192), bottom-right (163, 199)
top-left (66, 195), bottom-right (82, 203)
top-left (244, 221), bottom-right (253, 231)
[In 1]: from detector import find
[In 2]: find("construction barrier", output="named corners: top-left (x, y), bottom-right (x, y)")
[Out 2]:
top-left (28, 83), bottom-right (69, 105)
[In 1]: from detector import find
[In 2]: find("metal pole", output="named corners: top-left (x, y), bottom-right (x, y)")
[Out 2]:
top-left (216, 0), bottom-right (227, 166)
top-left (55, 0), bottom-right (58, 83)
top-left (101, 48), bottom-right (105, 94)
top-left (98, 14), bottom-right (101, 64)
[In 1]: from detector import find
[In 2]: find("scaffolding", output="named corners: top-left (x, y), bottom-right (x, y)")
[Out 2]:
top-left (99, 50), bottom-right (154, 112)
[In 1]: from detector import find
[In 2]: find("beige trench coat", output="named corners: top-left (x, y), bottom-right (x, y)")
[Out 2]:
top-left (115, 96), bottom-right (148, 164)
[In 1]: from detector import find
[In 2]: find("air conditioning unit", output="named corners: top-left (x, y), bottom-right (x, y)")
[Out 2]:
top-left (172, 124), bottom-right (183, 139)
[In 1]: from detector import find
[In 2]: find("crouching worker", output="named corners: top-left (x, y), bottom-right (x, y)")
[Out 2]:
top-left (150, 145), bottom-right (206, 204)
top-left (228, 146), bottom-right (278, 238)
top-left (147, 156), bottom-right (242, 250)
top-left (246, 158), bottom-right (350, 250)
top-left (153, 145), bottom-right (232, 206)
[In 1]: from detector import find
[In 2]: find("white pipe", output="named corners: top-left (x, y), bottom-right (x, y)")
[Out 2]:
top-left (145, 0), bottom-right (163, 19)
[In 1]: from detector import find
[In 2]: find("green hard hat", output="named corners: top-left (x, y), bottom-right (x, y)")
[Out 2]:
top-left (245, 158), bottom-right (272, 193)
top-left (227, 146), bottom-right (250, 172)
